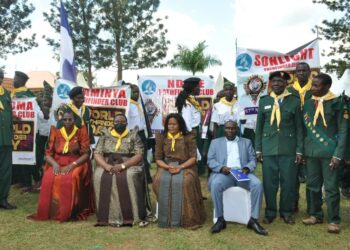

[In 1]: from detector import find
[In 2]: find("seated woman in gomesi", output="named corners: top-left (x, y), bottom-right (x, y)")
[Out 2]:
top-left (153, 113), bottom-right (206, 229)
top-left (29, 110), bottom-right (93, 222)
top-left (93, 113), bottom-right (151, 227)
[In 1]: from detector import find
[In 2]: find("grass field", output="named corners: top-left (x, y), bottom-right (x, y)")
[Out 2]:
top-left (1, 165), bottom-right (350, 250)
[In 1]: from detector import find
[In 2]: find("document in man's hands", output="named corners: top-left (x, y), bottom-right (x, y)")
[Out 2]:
top-left (230, 169), bottom-right (249, 182)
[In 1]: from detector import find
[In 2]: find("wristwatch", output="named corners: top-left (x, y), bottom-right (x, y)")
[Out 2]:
top-left (121, 164), bottom-right (126, 170)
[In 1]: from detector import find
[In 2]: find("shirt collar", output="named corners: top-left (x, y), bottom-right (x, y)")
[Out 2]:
top-left (226, 136), bottom-right (239, 143)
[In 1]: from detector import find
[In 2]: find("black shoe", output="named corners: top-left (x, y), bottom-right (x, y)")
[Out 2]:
top-left (262, 217), bottom-right (274, 224)
top-left (211, 218), bottom-right (226, 234)
top-left (281, 216), bottom-right (295, 225)
top-left (0, 200), bottom-right (17, 210)
top-left (247, 218), bottom-right (268, 236)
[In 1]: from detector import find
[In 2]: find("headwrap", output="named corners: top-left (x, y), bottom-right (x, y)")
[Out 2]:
top-left (223, 77), bottom-right (235, 88)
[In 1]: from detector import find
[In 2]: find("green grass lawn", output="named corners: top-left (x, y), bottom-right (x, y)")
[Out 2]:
top-left (1, 165), bottom-right (350, 250)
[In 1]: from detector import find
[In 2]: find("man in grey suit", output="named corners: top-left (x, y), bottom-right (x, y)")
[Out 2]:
top-left (208, 120), bottom-right (267, 235)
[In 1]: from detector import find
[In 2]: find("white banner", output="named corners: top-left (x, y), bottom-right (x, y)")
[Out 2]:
top-left (12, 97), bottom-right (38, 165)
top-left (235, 39), bottom-right (321, 129)
top-left (138, 75), bottom-right (215, 135)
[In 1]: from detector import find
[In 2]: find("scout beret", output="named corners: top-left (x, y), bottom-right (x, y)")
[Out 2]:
top-left (269, 71), bottom-right (291, 81)
top-left (183, 77), bottom-right (201, 91)
top-left (68, 86), bottom-right (84, 99)
top-left (14, 71), bottom-right (29, 82)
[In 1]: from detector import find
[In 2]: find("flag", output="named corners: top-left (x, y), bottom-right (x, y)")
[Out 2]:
top-left (60, 1), bottom-right (77, 83)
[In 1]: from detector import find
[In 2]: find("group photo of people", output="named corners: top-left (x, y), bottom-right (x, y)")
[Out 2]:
top-left (1, 0), bottom-right (349, 249)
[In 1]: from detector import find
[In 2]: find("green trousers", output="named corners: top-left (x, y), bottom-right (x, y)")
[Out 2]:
top-left (306, 157), bottom-right (342, 224)
top-left (263, 155), bottom-right (297, 218)
top-left (0, 146), bottom-right (12, 202)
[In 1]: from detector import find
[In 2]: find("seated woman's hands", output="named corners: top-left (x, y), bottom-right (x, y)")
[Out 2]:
top-left (109, 164), bottom-right (126, 174)
top-left (53, 162), bottom-right (61, 175)
top-left (168, 165), bottom-right (182, 175)
top-left (60, 164), bottom-right (74, 175)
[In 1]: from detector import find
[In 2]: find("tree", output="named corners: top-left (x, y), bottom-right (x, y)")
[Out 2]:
top-left (170, 41), bottom-right (222, 76)
top-left (44, 0), bottom-right (111, 87)
top-left (313, 0), bottom-right (350, 78)
top-left (97, 0), bottom-right (169, 80)
top-left (0, 0), bottom-right (37, 59)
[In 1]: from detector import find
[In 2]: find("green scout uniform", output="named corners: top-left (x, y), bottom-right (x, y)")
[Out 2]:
top-left (341, 95), bottom-right (350, 190)
top-left (0, 87), bottom-right (13, 203)
top-left (255, 94), bottom-right (303, 219)
top-left (303, 95), bottom-right (347, 224)
top-left (287, 84), bottom-right (312, 212)
top-left (12, 88), bottom-right (36, 187)
top-left (57, 103), bottom-right (95, 144)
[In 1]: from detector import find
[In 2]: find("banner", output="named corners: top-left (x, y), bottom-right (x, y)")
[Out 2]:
top-left (52, 79), bottom-right (131, 143)
top-left (235, 39), bottom-right (321, 129)
top-left (138, 75), bottom-right (215, 135)
top-left (12, 97), bottom-right (38, 165)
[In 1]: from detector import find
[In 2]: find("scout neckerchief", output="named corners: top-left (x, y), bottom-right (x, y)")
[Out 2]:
top-left (311, 91), bottom-right (336, 127)
top-left (219, 97), bottom-right (237, 115)
top-left (60, 125), bottom-right (79, 154)
top-left (270, 89), bottom-right (291, 128)
top-left (293, 79), bottom-right (312, 107)
top-left (0, 86), bottom-right (4, 110)
top-left (186, 95), bottom-right (202, 112)
top-left (11, 86), bottom-right (28, 97)
top-left (68, 101), bottom-right (86, 125)
top-left (167, 132), bottom-right (182, 151)
top-left (111, 128), bottom-right (129, 151)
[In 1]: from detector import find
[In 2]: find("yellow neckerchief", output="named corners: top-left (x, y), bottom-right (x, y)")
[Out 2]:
top-left (60, 125), bottom-right (79, 154)
top-left (68, 101), bottom-right (86, 125)
top-left (110, 128), bottom-right (129, 151)
top-left (167, 132), bottom-right (182, 151)
top-left (311, 91), bottom-right (336, 127)
top-left (11, 86), bottom-right (28, 97)
top-left (219, 97), bottom-right (237, 115)
top-left (270, 89), bottom-right (291, 128)
top-left (0, 86), bottom-right (4, 110)
top-left (293, 79), bottom-right (312, 107)
top-left (186, 95), bottom-right (202, 112)
top-left (130, 99), bottom-right (143, 116)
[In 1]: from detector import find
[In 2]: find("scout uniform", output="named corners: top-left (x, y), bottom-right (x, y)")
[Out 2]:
top-left (287, 78), bottom-right (313, 212)
top-left (255, 89), bottom-right (303, 220)
top-left (128, 98), bottom-right (153, 182)
top-left (303, 92), bottom-right (347, 224)
top-left (0, 84), bottom-right (13, 204)
top-left (211, 97), bottom-right (238, 138)
top-left (182, 95), bottom-right (206, 175)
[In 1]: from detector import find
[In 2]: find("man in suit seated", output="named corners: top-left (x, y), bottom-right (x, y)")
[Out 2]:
top-left (207, 120), bottom-right (267, 236)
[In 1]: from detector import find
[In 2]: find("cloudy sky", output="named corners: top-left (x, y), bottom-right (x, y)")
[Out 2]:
top-left (0, 0), bottom-right (339, 84)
